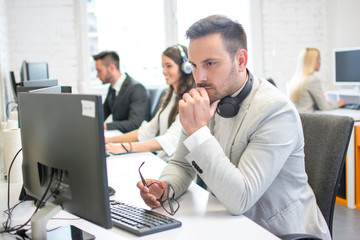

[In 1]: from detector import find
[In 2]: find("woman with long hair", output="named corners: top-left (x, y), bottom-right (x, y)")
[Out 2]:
top-left (289, 48), bottom-right (346, 112)
top-left (105, 45), bottom-right (195, 161)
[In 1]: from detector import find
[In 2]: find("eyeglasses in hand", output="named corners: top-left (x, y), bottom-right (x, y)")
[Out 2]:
top-left (138, 161), bottom-right (179, 215)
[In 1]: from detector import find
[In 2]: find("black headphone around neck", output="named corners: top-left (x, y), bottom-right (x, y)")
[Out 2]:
top-left (216, 70), bottom-right (253, 118)
top-left (176, 45), bottom-right (192, 75)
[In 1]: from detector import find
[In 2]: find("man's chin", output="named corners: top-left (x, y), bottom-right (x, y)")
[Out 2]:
top-left (209, 95), bottom-right (221, 104)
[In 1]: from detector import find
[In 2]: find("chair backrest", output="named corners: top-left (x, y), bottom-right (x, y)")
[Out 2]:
top-left (147, 87), bottom-right (167, 118)
top-left (299, 113), bottom-right (354, 235)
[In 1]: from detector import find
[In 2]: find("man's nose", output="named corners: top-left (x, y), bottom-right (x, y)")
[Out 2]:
top-left (194, 68), bottom-right (207, 83)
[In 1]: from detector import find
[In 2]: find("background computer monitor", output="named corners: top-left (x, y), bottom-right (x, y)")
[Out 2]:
top-left (334, 47), bottom-right (360, 88)
top-left (18, 92), bottom-right (112, 237)
top-left (21, 79), bottom-right (58, 87)
top-left (16, 83), bottom-right (71, 97)
top-left (20, 60), bottom-right (49, 82)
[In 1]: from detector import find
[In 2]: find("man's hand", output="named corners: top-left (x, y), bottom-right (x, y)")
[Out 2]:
top-left (179, 88), bottom-right (219, 136)
top-left (136, 179), bottom-right (168, 208)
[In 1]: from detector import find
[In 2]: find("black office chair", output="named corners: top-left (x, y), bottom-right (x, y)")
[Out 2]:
top-left (147, 87), bottom-right (167, 119)
top-left (281, 113), bottom-right (354, 240)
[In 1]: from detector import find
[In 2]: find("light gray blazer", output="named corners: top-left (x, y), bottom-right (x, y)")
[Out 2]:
top-left (296, 75), bottom-right (338, 113)
top-left (160, 77), bottom-right (331, 239)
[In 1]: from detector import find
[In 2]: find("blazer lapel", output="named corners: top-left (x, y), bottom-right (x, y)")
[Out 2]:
top-left (224, 77), bottom-right (259, 156)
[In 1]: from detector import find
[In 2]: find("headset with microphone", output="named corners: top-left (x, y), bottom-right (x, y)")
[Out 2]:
top-left (216, 70), bottom-right (254, 118)
top-left (176, 45), bottom-right (192, 75)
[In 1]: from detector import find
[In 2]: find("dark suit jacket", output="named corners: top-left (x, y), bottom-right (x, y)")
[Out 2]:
top-left (104, 73), bottom-right (150, 132)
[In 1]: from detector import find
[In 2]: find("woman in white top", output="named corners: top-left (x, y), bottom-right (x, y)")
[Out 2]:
top-left (105, 45), bottom-right (195, 161)
top-left (289, 48), bottom-right (346, 112)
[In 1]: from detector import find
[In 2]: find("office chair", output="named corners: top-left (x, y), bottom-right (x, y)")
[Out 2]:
top-left (147, 87), bottom-right (167, 118)
top-left (281, 113), bottom-right (354, 240)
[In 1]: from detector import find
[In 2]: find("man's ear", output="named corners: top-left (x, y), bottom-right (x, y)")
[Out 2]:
top-left (108, 63), bottom-right (116, 72)
top-left (235, 49), bottom-right (248, 72)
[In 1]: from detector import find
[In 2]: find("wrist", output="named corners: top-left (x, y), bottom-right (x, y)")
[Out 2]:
top-left (128, 142), bottom-right (133, 153)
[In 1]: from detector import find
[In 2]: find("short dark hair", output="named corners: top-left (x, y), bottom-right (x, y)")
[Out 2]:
top-left (185, 15), bottom-right (247, 58)
top-left (92, 51), bottom-right (120, 70)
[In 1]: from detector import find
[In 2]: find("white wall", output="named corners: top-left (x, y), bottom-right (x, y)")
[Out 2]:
top-left (326, 0), bottom-right (360, 91)
top-left (7, 0), bottom-right (84, 94)
top-left (259, 0), bottom-right (329, 94)
top-left (0, 0), bottom-right (11, 121)
top-left (256, 0), bottom-right (360, 94)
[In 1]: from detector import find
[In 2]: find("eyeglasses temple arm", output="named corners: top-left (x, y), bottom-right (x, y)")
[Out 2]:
top-left (138, 161), bottom-right (147, 186)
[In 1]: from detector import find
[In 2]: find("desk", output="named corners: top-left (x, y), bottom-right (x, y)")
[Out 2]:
top-left (317, 108), bottom-right (360, 209)
top-left (0, 152), bottom-right (279, 240)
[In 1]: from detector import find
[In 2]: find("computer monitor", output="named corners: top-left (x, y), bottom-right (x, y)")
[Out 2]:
top-left (20, 60), bottom-right (49, 82)
top-left (21, 79), bottom-right (58, 87)
top-left (334, 47), bottom-right (360, 88)
top-left (18, 92), bottom-right (112, 239)
top-left (16, 85), bottom-right (72, 96)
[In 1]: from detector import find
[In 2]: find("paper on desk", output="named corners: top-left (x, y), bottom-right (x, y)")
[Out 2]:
top-left (3, 128), bottom-right (23, 183)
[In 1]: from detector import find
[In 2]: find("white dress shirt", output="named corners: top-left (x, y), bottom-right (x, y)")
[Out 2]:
top-left (137, 93), bottom-right (181, 161)
top-left (112, 73), bottom-right (127, 96)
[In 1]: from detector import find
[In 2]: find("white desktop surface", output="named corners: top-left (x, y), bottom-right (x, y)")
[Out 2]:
top-left (0, 152), bottom-right (279, 240)
top-left (319, 108), bottom-right (360, 121)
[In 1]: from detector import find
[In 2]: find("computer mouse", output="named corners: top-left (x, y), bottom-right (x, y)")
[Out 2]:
top-left (108, 186), bottom-right (116, 197)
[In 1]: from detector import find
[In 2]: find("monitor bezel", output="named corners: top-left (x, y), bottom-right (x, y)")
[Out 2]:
top-left (333, 47), bottom-right (360, 86)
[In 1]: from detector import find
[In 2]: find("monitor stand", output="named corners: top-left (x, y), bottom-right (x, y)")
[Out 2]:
top-left (30, 203), bottom-right (95, 240)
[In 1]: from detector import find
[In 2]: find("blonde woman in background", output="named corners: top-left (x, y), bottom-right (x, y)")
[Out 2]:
top-left (289, 48), bottom-right (346, 112)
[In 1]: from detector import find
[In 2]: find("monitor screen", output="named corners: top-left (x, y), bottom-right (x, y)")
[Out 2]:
top-left (20, 60), bottom-right (49, 82)
top-left (334, 48), bottom-right (360, 85)
top-left (17, 92), bottom-right (112, 235)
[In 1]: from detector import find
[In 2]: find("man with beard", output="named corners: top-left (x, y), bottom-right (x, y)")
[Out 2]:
top-left (93, 51), bottom-right (150, 132)
top-left (137, 15), bottom-right (331, 239)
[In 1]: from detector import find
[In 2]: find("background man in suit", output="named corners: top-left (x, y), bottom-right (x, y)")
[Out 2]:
top-left (93, 51), bottom-right (150, 132)
top-left (137, 15), bottom-right (331, 239)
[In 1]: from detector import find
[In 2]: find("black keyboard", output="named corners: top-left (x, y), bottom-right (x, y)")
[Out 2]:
top-left (340, 103), bottom-right (360, 110)
top-left (110, 200), bottom-right (182, 236)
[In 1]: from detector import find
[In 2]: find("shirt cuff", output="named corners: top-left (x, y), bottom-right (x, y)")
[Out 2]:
top-left (183, 126), bottom-right (212, 152)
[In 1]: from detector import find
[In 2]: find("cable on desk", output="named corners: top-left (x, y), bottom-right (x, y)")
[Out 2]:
top-left (1, 159), bottom-right (57, 238)
top-left (1, 148), bottom-right (22, 232)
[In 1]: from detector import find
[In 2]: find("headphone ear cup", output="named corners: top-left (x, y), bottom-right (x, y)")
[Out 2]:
top-left (216, 97), bottom-right (240, 118)
top-left (182, 61), bottom-right (192, 74)
top-left (216, 70), bottom-right (254, 118)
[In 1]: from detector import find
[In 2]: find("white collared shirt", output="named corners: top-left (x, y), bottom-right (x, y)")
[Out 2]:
top-left (112, 73), bottom-right (127, 96)
top-left (138, 93), bottom-right (182, 161)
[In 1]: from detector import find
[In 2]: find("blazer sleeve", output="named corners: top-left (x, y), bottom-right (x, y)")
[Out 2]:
top-left (160, 83), bottom-right (304, 216)
top-left (306, 76), bottom-right (338, 110)
top-left (107, 83), bottom-right (150, 132)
